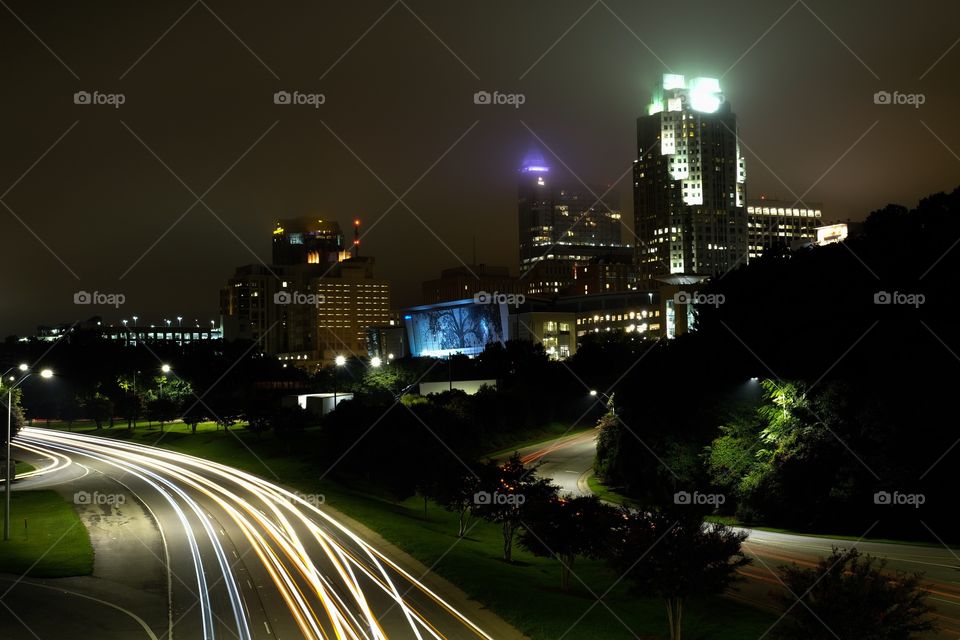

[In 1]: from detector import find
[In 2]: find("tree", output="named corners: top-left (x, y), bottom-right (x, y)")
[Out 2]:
top-left (472, 455), bottom-right (558, 562)
top-left (774, 548), bottom-right (937, 640)
top-left (519, 495), bottom-right (618, 590)
top-left (83, 392), bottom-right (114, 429)
top-left (0, 387), bottom-right (26, 446)
top-left (434, 466), bottom-right (481, 538)
top-left (608, 509), bottom-right (750, 640)
top-left (181, 401), bottom-right (210, 435)
top-left (147, 396), bottom-right (178, 433)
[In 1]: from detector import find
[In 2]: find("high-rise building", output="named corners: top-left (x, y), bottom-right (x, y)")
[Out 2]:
top-left (222, 218), bottom-right (390, 370)
top-left (746, 198), bottom-right (823, 259)
top-left (272, 217), bottom-right (348, 266)
top-left (518, 155), bottom-right (630, 272)
top-left (633, 74), bottom-right (747, 285)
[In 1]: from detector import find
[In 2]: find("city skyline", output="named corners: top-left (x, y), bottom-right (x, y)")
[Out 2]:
top-left (2, 1), bottom-right (959, 334)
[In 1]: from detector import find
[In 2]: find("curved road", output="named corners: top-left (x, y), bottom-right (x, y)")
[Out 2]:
top-left (513, 429), bottom-right (960, 639)
top-left (4, 427), bottom-right (505, 640)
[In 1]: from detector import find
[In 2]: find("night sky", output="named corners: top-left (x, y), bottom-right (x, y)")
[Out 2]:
top-left (1, 1), bottom-right (958, 335)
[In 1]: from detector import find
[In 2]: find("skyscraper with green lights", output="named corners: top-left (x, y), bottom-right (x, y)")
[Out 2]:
top-left (633, 74), bottom-right (747, 286)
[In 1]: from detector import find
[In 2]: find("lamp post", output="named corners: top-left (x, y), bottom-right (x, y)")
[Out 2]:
top-left (589, 389), bottom-right (616, 416)
top-left (159, 364), bottom-right (171, 432)
top-left (5, 366), bottom-right (53, 541)
top-left (334, 355), bottom-right (346, 410)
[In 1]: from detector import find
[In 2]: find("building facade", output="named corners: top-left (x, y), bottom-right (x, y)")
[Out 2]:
top-left (518, 157), bottom-right (630, 272)
top-left (221, 219), bottom-right (390, 369)
top-left (422, 264), bottom-right (523, 305)
top-left (746, 198), bottom-right (823, 259)
top-left (634, 74), bottom-right (747, 285)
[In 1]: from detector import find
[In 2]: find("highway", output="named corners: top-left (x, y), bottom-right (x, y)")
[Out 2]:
top-left (513, 429), bottom-right (960, 639)
top-left (5, 427), bottom-right (502, 640)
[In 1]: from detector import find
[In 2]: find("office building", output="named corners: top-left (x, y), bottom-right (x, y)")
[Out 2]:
top-left (518, 156), bottom-right (631, 272)
top-left (422, 264), bottom-right (523, 305)
top-left (570, 253), bottom-right (637, 295)
top-left (272, 217), bottom-right (349, 266)
top-left (634, 74), bottom-right (747, 285)
top-left (221, 218), bottom-right (391, 369)
top-left (746, 198), bottom-right (823, 259)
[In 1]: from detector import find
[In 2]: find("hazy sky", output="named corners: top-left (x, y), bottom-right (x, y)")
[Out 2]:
top-left (1, 0), bottom-right (958, 334)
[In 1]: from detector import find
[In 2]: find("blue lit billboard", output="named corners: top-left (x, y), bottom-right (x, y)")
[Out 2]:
top-left (404, 299), bottom-right (509, 357)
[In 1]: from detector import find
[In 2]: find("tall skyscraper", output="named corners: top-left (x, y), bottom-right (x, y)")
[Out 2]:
top-left (517, 154), bottom-right (630, 274)
top-left (272, 217), bottom-right (346, 266)
top-left (221, 218), bottom-right (390, 369)
top-left (633, 74), bottom-right (747, 286)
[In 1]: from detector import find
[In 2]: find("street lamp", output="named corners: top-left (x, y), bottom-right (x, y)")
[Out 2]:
top-left (589, 389), bottom-right (616, 415)
top-left (158, 365), bottom-right (171, 432)
top-left (5, 366), bottom-right (53, 540)
top-left (333, 356), bottom-right (346, 409)
top-left (370, 356), bottom-right (382, 368)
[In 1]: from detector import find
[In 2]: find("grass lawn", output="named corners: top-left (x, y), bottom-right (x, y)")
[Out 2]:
top-left (0, 490), bottom-right (94, 577)
top-left (36, 422), bottom-right (775, 639)
top-left (586, 472), bottom-right (633, 507)
top-left (14, 460), bottom-right (35, 476)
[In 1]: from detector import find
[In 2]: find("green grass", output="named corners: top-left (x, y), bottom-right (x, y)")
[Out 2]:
top-left (14, 460), bottom-right (35, 476)
top-left (586, 472), bottom-right (633, 507)
top-left (0, 490), bottom-right (94, 577)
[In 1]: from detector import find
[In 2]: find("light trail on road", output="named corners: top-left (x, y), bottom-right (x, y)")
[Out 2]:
top-left (17, 428), bottom-right (494, 640)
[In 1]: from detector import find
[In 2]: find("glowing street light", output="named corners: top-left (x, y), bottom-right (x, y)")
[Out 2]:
top-left (334, 356), bottom-right (346, 408)
top-left (588, 389), bottom-right (616, 415)
top-left (5, 366), bottom-right (53, 540)
top-left (370, 356), bottom-right (382, 368)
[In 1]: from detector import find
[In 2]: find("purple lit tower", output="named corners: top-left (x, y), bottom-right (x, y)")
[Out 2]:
top-left (517, 150), bottom-right (626, 272)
